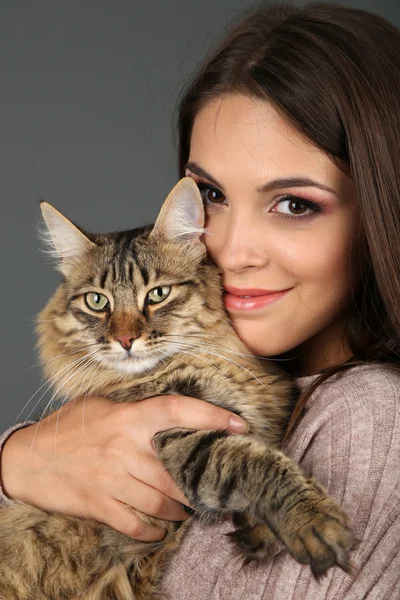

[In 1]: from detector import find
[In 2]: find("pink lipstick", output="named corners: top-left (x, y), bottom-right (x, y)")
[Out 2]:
top-left (223, 286), bottom-right (291, 312)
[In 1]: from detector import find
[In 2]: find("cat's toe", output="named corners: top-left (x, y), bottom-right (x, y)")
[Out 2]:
top-left (280, 497), bottom-right (354, 577)
top-left (227, 523), bottom-right (282, 562)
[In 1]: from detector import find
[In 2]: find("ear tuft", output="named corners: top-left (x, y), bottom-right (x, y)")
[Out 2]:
top-left (150, 177), bottom-right (206, 243)
top-left (40, 202), bottom-right (95, 270)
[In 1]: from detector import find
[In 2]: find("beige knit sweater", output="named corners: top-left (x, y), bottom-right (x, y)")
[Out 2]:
top-left (1, 364), bottom-right (399, 598)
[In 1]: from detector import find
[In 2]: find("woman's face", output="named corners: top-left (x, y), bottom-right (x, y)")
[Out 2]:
top-left (186, 94), bottom-right (360, 373)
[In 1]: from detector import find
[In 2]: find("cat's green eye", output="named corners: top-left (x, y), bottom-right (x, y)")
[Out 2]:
top-left (85, 292), bottom-right (109, 312)
top-left (147, 286), bottom-right (171, 304)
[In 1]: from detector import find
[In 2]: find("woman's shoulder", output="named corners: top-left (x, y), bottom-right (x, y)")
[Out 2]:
top-left (298, 362), bottom-right (400, 415)
top-left (327, 361), bottom-right (400, 394)
top-left (287, 363), bottom-right (400, 464)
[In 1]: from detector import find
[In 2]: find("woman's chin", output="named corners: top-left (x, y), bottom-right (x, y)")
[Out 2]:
top-left (230, 325), bottom-right (278, 357)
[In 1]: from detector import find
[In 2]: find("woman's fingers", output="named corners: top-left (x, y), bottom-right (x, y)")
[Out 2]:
top-left (96, 499), bottom-right (167, 541)
top-left (117, 394), bottom-right (249, 449)
top-left (123, 452), bottom-right (190, 507)
top-left (154, 393), bottom-right (249, 433)
top-left (110, 470), bottom-right (189, 521)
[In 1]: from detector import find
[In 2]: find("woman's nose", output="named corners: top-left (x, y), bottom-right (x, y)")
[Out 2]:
top-left (214, 215), bottom-right (268, 273)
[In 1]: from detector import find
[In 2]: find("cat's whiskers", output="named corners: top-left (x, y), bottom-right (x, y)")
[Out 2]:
top-left (25, 343), bottom-right (100, 372)
top-left (160, 340), bottom-right (272, 393)
top-left (28, 350), bottom-right (102, 456)
top-left (26, 317), bottom-right (61, 323)
top-left (54, 357), bottom-right (101, 449)
top-left (47, 351), bottom-right (104, 417)
top-left (80, 361), bottom-right (104, 433)
top-left (34, 353), bottom-right (101, 429)
top-left (31, 359), bottom-right (99, 456)
top-left (14, 348), bottom-right (102, 425)
top-left (189, 314), bottom-right (235, 328)
top-left (25, 316), bottom-right (59, 323)
top-left (164, 334), bottom-right (272, 361)
top-left (170, 347), bottom-right (224, 372)
top-left (62, 353), bottom-right (110, 431)
top-left (164, 334), bottom-right (297, 363)
top-left (25, 350), bottom-right (102, 423)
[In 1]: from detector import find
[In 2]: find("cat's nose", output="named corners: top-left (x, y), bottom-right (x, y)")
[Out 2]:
top-left (114, 334), bottom-right (138, 351)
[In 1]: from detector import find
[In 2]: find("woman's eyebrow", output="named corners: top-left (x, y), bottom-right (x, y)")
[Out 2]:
top-left (185, 162), bottom-right (223, 189)
top-left (185, 161), bottom-right (336, 196)
top-left (257, 177), bottom-right (337, 195)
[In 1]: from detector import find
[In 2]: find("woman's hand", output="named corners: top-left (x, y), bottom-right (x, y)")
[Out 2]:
top-left (0, 395), bottom-right (248, 541)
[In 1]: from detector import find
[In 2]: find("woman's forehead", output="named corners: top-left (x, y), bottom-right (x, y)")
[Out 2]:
top-left (189, 94), bottom-right (349, 194)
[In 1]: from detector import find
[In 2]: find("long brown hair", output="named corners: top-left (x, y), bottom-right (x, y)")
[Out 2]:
top-left (176, 2), bottom-right (400, 438)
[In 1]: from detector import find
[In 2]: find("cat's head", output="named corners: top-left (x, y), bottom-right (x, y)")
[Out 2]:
top-left (37, 178), bottom-right (224, 379)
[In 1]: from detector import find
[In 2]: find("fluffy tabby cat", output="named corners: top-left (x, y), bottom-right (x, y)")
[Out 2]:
top-left (0, 178), bottom-right (353, 600)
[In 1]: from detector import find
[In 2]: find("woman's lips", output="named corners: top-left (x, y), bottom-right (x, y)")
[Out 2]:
top-left (223, 286), bottom-right (291, 311)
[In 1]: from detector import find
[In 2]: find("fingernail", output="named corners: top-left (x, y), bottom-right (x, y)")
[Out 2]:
top-left (229, 417), bottom-right (249, 433)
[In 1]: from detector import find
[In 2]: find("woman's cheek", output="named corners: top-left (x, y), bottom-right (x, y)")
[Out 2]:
top-left (281, 223), bottom-right (351, 279)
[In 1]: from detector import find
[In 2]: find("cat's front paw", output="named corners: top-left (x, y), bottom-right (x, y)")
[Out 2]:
top-left (276, 483), bottom-right (354, 577)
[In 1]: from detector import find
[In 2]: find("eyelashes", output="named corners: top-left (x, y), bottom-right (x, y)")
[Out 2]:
top-left (196, 181), bottom-right (324, 220)
top-left (197, 182), bottom-right (227, 205)
top-left (270, 194), bottom-right (323, 220)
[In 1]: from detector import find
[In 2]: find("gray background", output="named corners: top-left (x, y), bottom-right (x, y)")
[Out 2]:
top-left (1, 0), bottom-right (399, 431)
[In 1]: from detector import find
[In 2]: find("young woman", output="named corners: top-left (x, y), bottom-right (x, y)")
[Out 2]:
top-left (1, 2), bottom-right (400, 597)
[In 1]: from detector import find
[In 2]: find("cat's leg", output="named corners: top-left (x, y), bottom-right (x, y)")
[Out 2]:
top-left (153, 428), bottom-right (353, 577)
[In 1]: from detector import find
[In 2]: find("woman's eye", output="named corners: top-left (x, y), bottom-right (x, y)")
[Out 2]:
top-left (197, 183), bottom-right (226, 205)
top-left (147, 286), bottom-right (171, 304)
top-left (272, 195), bottom-right (321, 218)
top-left (85, 292), bottom-right (109, 311)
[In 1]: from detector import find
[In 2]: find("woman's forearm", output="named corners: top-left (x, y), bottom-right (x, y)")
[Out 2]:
top-left (0, 422), bottom-right (35, 503)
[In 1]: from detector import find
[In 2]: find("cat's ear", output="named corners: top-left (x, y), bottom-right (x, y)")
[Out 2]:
top-left (40, 202), bottom-right (95, 272)
top-left (150, 177), bottom-right (206, 243)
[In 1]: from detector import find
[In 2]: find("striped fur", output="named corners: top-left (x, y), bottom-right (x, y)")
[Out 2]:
top-left (0, 179), bottom-right (353, 599)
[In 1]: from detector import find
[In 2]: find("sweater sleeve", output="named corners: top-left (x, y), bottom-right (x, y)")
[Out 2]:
top-left (0, 421), bottom-right (36, 504)
top-left (160, 365), bottom-right (400, 599)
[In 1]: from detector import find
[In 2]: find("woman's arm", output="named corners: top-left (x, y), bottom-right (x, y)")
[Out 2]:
top-left (0, 421), bottom-right (35, 503)
top-left (0, 394), bottom-right (248, 540)
top-left (160, 364), bottom-right (400, 598)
